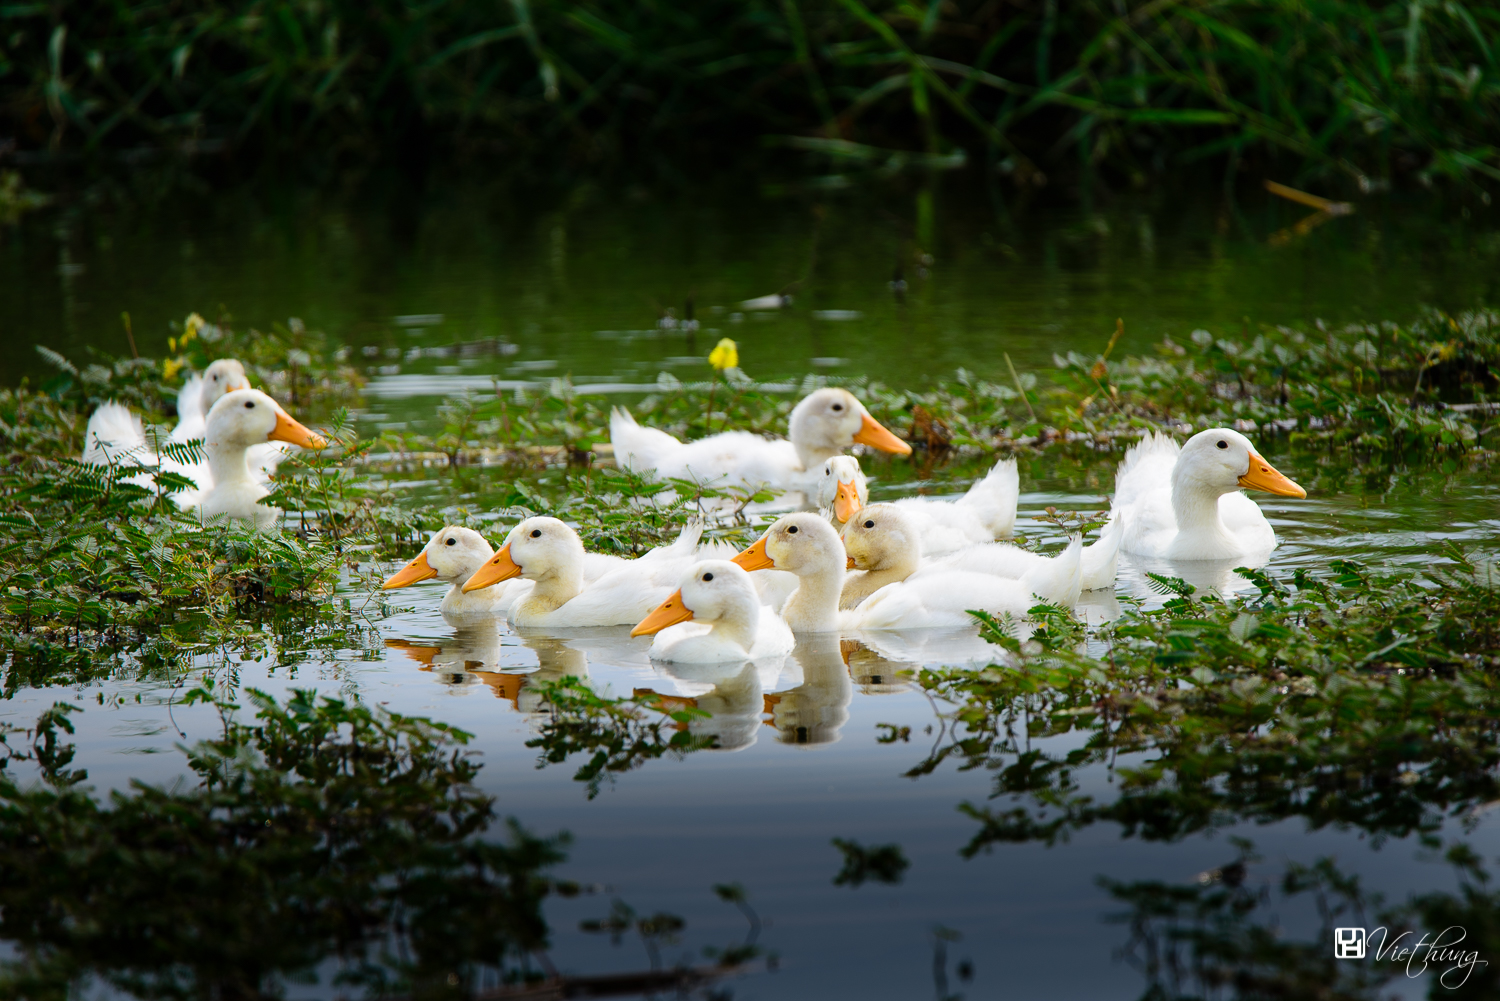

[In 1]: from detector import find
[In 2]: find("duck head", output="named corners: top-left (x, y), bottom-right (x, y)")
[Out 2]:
top-left (815, 454), bottom-right (868, 525)
top-left (841, 503), bottom-right (920, 574)
top-left (205, 388), bottom-right (326, 451)
top-left (631, 559), bottom-right (759, 637)
top-left (733, 512), bottom-right (845, 575)
top-left (384, 526), bottom-right (495, 589)
top-left (462, 516), bottom-right (582, 592)
top-left (200, 359), bottom-right (251, 416)
top-left (788, 388), bottom-right (910, 467)
top-left (1176, 428), bottom-right (1306, 499)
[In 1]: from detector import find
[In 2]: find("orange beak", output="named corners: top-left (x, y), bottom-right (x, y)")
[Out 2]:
top-left (631, 590), bottom-right (696, 637)
top-left (732, 535), bottom-right (777, 572)
top-left (846, 555), bottom-right (857, 570)
top-left (1238, 452), bottom-right (1306, 498)
top-left (462, 542), bottom-right (523, 592)
top-left (834, 479), bottom-right (862, 523)
top-left (269, 409), bottom-right (327, 449)
top-left (383, 551), bottom-right (438, 589)
top-left (852, 412), bottom-right (912, 456)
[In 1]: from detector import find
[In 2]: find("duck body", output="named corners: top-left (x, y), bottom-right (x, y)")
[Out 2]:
top-left (1110, 429), bottom-right (1305, 561)
top-left (633, 560), bottom-right (794, 664)
top-left (462, 517), bottom-right (735, 628)
top-left (610, 388), bottom-right (910, 494)
top-left (82, 389), bottom-right (325, 528)
top-left (817, 455), bottom-right (1019, 557)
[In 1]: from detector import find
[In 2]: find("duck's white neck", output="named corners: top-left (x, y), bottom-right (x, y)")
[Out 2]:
top-left (441, 582), bottom-right (498, 620)
top-left (1169, 471), bottom-right (1239, 557)
top-left (782, 562), bottom-right (843, 632)
top-left (710, 594), bottom-right (762, 653)
top-left (794, 440), bottom-right (841, 473)
top-left (514, 559), bottom-right (583, 619)
top-left (207, 438), bottom-right (260, 493)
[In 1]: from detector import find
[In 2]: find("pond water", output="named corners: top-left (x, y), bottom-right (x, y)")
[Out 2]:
top-left (3, 178), bottom-right (1500, 998)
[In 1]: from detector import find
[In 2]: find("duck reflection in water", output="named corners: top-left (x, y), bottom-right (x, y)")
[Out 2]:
top-left (841, 639), bottom-right (911, 696)
top-left (635, 661), bottom-right (766, 752)
top-left (384, 628), bottom-right (589, 711)
top-left (766, 633), bottom-right (853, 745)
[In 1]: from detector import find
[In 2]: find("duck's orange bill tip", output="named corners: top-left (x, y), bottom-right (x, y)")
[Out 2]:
top-left (834, 479), bottom-right (862, 523)
top-left (382, 551), bottom-right (437, 589)
top-left (846, 555), bottom-right (857, 571)
top-left (853, 412), bottom-right (912, 456)
top-left (269, 409), bottom-right (327, 449)
top-left (1239, 453), bottom-right (1307, 498)
top-left (731, 537), bottom-right (776, 572)
top-left (631, 590), bottom-right (694, 637)
top-left (461, 543), bottom-right (523, 592)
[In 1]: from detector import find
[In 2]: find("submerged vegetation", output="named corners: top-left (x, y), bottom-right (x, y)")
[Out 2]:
top-left (3, 2), bottom-right (1498, 194)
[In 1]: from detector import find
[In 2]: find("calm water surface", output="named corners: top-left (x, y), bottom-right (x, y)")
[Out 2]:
top-left (3, 181), bottom-right (1499, 997)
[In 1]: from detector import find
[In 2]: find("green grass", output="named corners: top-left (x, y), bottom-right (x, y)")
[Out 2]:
top-left (1, 1), bottom-right (1496, 194)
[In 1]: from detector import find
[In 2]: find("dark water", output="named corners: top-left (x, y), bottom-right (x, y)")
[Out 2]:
top-left (4, 179), bottom-right (1500, 997)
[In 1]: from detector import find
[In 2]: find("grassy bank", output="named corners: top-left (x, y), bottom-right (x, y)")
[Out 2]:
top-left (2, 1), bottom-right (1497, 195)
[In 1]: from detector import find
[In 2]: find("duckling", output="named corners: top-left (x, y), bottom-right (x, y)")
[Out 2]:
top-left (731, 512), bottom-right (847, 632)
top-left (631, 560), bottom-right (794, 663)
top-left (609, 387), bottom-right (910, 494)
top-left (815, 454), bottom-right (1019, 556)
top-left (1111, 429), bottom-right (1305, 561)
top-left (382, 526), bottom-right (515, 621)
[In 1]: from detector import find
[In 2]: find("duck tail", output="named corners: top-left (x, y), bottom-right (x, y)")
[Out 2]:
top-left (954, 457), bottom-right (1020, 538)
top-left (169, 374), bottom-right (205, 442)
top-left (1111, 430), bottom-right (1182, 515)
top-left (1021, 535), bottom-right (1083, 609)
top-left (1080, 518), bottom-right (1121, 591)
top-left (81, 401), bottom-right (151, 468)
top-left (609, 406), bottom-right (680, 474)
top-left (654, 519), bottom-right (705, 560)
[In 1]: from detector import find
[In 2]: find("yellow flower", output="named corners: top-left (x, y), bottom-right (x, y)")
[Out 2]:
top-left (182, 312), bottom-right (205, 344)
top-left (162, 357), bottom-right (185, 382)
top-left (708, 338), bottom-right (738, 371)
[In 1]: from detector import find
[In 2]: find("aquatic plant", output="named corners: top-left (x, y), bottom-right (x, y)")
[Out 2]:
top-left (3, 2), bottom-right (1496, 195)
top-left (908, 548), bottom-right (1500, 852)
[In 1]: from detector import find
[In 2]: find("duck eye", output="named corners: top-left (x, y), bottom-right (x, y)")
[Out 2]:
top-left (864, 520), bottom-right (874, 529)
top-left (832, 403), bottom-right (843, 411)
top-left (787, 525), bottom-right (798, 534)
top-left (702, 572), bottom-right (713, 581)
top-left (1216, 439), bottom-right (1228, 449)
top-left (530, 529), bottom-right (542, 538)
top-left (445, 538), bottom-right (456, 546)
top-left (244, 401), bottom-right (254, 409)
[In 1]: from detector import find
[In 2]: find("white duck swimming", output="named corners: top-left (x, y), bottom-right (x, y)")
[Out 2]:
top-left (1110, 429), bottom-right (1305, 561)
top-left (839, 506), bottom-right (1083, 630)
top-left (81, 388), bottom-right (325, 528)
top-left (609, 387), bottom-right (911, 493)
top-left (836, 502), bottom-right (1120, 601)
top-left (382, 526), bottom-right (513, 621)
top-left (631, 559), bottom-right (795, 663)
top-left (730, 512), bottom-right (848, 632)
top-left (816, 453), bottom-right (1020, 556)
top-left (461, 516), bottom-right (734, 628)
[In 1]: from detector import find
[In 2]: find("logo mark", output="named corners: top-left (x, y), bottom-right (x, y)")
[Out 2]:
top-left (1335, 927), bottom-right (1366, 959)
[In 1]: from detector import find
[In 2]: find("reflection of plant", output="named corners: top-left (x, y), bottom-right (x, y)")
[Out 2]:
top-left (831, 838), bottom-right (910, 887)
top-left (525, 678), bottom-right (715, 799)
top-left (0, 689), bottom-right (567, 999)
top-left (910, 549), bottom-right (1500, 853)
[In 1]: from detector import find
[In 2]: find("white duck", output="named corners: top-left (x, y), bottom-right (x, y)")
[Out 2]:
top-left (816, 453), bottom-right (1020, 556)
top-left (461, 516), bottom-right (734, 628)
top-left (382, 526), bottom-right (514, 621)
top-left (81, 388), bottom-right (325, 528)
top-left (170, 358), bottom-right (293, 480)
top-left (609, 387), bottom-right (911, 494)
top-left (730, 512), bottom-right (847, 632)
top-left (1110, 429), bottom-right (1305, 561)
top-left (836, 501), bottom-right (1120, 600)
top-left (839, 506), bottom-right (1083, 630)
top-left (631, 560), bottom-right (795, 663)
